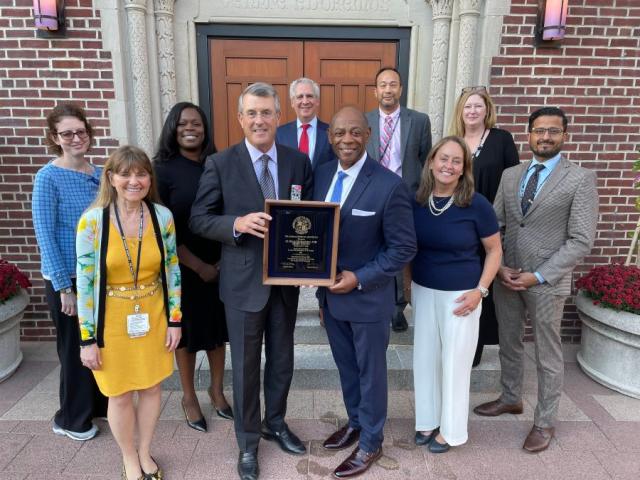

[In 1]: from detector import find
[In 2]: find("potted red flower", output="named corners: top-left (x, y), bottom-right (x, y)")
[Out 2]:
top-left (575, 153), bottom-right (640, 399)
top-left (0, 259), bottom-right (31, 382)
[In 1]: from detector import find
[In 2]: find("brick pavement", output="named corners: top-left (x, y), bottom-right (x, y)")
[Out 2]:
top-left (1, 343), bottom-right (639, 480)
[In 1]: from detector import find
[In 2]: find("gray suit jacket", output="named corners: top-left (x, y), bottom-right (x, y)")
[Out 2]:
top-left (494, 157), bottom-right (599, 296)
top-left (365, 107), bottom-right (432, 194)
top-left (189, 141), bottom-right (313, 312)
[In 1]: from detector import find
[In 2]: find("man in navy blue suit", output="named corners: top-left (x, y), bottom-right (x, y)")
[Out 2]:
top-left (314, 106), bottom-right (417, 478)
top-left (276, 77), bottom-right (335, 169)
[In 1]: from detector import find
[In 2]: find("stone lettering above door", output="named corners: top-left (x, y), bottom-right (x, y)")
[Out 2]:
top-left (221, 0), bottom-right (391, 13)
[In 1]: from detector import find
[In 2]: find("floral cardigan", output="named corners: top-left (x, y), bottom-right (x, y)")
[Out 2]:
top-left (76, 201), bottom-right (182, 347)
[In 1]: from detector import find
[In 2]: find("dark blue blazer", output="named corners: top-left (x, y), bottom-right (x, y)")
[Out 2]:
top-left (313, 156), bottom-right (417, 322)
top-left (276, 119), bottom-right (335, 169)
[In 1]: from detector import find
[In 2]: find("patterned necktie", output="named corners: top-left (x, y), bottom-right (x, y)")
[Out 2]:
top-left (379, 115), bottom-right (394, 168)
top-left (521, 164), bottom-right (545, 215)
top-left (259, 154), bottom-right (276, 199)
top-left (330, 171), bottom-right (347, 204)
top-left (299, 123), bottom-right (310, 155)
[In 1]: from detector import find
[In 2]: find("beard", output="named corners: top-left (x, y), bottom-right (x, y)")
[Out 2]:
top-left (530, 141), bottom-right (562, 159)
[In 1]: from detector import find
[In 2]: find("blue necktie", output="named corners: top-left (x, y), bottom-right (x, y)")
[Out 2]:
top-left (330, 171), bottom-right (347, 204)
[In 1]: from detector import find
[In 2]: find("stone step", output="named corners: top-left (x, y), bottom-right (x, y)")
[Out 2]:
top-left (161, 344), bottom-right (503, 392)
top-left (294, 310), bottom-right (414, 345)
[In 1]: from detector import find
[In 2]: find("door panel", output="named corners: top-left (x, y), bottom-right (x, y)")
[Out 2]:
top-left (210, 39), bottom-right (303, 149)
top-left (210, 39), bottom-right (397, 149)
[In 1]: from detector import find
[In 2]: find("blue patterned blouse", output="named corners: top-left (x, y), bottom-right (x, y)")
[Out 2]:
top-left (32, 161), bottom-right (101, 291)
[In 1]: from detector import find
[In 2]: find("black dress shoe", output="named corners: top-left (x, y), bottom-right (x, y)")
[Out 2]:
top-left (237, 451), bottom-right (259, 480)
top-left (414, 428), bottom-right (438, 446)
top-left (428, 437), bottom-right (450, 453)
top-left (333, 446), bottom-right (382, 478)
top-left (260, 422), bottom-right (306, 455)
top-left (392, 311), bottom-right (408, 332)
top-left (181, 400), bottom-right (207, 433)
top-left (323, 425), bottom-right (360, 450)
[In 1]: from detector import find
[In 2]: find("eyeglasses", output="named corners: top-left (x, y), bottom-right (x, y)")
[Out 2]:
top-left (242, 110), bottom-right (276, 120)
top-left (461, 86), bottom-right (487, 95)
top-left (56, 129), bottom-right (89, 141)
top-left (530, 127), bottom-right (564, 136)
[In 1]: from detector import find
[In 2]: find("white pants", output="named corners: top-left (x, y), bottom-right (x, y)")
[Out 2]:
top-left (412, 282), bottom-right (480, 446)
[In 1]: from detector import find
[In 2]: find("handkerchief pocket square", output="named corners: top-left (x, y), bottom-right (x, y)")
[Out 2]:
top-left (352, 209), bottom-right (376, 217)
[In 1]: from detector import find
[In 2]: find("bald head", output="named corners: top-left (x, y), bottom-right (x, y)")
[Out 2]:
top-left (329, 106), bottom-right (368, 131)
top-left (328, 106), bottom-right (371, 169)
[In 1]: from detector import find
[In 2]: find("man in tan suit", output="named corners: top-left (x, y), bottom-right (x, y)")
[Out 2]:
top-left (473, 107), bottom-right (599, 452)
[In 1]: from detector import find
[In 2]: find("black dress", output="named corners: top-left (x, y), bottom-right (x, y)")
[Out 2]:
top-left (155, 155), bottom-right (228, 352)
top-left (472, 128), bottom-right (519, 349)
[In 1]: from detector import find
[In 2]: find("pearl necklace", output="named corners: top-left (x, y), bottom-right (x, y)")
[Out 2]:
top-left (428, 193), bottom-right (454, 216)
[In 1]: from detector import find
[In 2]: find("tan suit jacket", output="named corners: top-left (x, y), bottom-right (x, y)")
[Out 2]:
top-left (494, 157), bottom-right (599, 297)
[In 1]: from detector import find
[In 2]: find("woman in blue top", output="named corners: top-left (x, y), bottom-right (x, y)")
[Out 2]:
top-left (411, 136), bottom-right (502, 453)
top-left (32, 104), bottom-right (107, 441)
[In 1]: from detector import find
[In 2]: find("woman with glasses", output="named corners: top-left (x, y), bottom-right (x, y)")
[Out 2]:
top-left (32, 103), bottom-right (108, 441)
top-left (449, 87), bottom-right (519, 366)
top-left (153, 102), bottom-right (233, 433)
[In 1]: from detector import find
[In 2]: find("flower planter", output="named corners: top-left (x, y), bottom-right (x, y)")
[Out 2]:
top-left (576, 292), bottom-right (640, 399)
top-left (0, 289), bottom-right (28, 382)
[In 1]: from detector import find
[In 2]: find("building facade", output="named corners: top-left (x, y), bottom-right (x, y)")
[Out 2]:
top-left (1, 0), bottom-right (638, 341)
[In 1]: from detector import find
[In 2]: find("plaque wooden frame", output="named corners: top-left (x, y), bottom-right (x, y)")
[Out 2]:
top-left (262, 199), bottom-right (340, 286)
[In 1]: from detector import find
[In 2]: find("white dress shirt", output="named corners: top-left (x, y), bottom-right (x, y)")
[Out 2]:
top-left (324, 153), bottom-right (367, 207)
top-left (296, 116), bottom-right (318, 162)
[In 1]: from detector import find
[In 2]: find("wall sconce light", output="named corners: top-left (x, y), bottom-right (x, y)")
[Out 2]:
top-left (32, 0), bottom-right (66, 39)
top-left (535, 0), bottom-right (568, 47)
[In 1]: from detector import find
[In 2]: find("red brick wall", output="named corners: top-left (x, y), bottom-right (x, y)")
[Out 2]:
top-left (0, 0), bottom-right (118, 340)
top-left (488, 0), bottom-right (640, 342)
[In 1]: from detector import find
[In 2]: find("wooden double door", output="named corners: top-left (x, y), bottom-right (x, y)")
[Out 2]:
top-left (210, 39), bottom-right (397, 150)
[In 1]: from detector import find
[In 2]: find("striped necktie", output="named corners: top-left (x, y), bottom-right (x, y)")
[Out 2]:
top-left (259, 154), bottom-right (276, 199)
top-left (379, 115), bottom-right (394, 168)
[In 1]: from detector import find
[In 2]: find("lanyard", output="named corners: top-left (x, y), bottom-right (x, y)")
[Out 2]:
top-left (113, 203), bottom-right (144, 288)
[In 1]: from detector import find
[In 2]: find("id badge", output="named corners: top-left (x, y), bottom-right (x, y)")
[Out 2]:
top-left (127, 313), bottom-right (150, 338)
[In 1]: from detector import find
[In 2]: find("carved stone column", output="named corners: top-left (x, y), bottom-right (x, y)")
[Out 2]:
top-left (153, 0), bottom-right (177, 120)
top-left (427, 0), bottom-right (455, 140)
top-left (124, 0), bottom-right (154, 154)
top-left (455, 0), bottom-right (484, 96)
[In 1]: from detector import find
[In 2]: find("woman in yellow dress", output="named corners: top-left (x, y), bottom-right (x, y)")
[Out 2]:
top-left (76, 145), bottom-right (182, 480)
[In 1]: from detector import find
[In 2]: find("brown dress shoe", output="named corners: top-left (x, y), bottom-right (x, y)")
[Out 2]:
top-left (323, 425), bottom-right (360, 450)
top-left (333, 446), bottom-right (382, 478)
top-left (473, 399), bottom-right (523, 417)
top-left (523, 425), bottom-right (554, 452)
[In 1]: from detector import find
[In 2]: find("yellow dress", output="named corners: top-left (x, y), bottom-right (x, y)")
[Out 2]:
top-left (93, 221), bottom-right (173, 397)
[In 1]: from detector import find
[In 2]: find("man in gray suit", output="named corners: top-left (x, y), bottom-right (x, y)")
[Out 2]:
top-left (365, 67), bottom-right (431, 332)
top-left (473, 107), bottom-right (599, 453)
top-left (190, 83), bottom-right (313, 480)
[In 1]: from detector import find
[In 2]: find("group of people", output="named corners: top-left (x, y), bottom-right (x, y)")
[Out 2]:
top-left (31, 66), bottom-right (599, 480)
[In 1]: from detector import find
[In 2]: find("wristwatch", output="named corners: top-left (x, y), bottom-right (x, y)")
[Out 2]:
top-left (60, 287), bottom-right (74, 294)
top-left (477, 285), bottom-right (489, 298)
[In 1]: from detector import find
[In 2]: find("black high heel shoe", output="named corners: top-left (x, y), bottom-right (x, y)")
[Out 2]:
top-left (181, 399), bottom-right (207, 432)
top-left (208, 388), bottom-right (234, 420)
top-left (141, 456), bottom-right (163, 479)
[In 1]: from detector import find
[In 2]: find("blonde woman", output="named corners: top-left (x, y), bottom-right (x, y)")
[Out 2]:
top-left (76, 145), bottom-right (182, 480)
top-left (450, 87), bottom-right (519, 365)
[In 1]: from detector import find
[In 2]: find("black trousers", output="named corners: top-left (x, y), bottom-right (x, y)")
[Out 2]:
top-left (45, 280), bottom-right (108, 432)
top-left (225, 286), bottom-right (298, 452)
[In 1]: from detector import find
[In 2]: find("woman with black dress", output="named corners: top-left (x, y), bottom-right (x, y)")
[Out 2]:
top-left (154, 102), bottom-right (233, 432)
top-left (450, 87), bottom-right (519, 365)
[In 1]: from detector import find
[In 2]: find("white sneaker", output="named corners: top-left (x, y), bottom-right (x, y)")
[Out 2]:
top-left (52, 422), bottom-right (99, 441)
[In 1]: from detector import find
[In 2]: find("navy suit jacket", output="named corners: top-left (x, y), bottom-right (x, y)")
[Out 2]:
top-left (276, 118), bottom-right (335, 169)
top-left (313, 156), bottom-right (417, 322)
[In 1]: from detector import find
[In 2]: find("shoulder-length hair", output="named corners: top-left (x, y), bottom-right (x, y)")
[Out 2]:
top-left (415, 136), bottom-right (475, 208)
top-left (153, 102), bottom-right (216, 163)
top-left (92, 145), bottom-right (160, 208)
top-left (45, 103), bottom-right (94, 156)
top-left (449, 89), bottom-right (497, 137)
